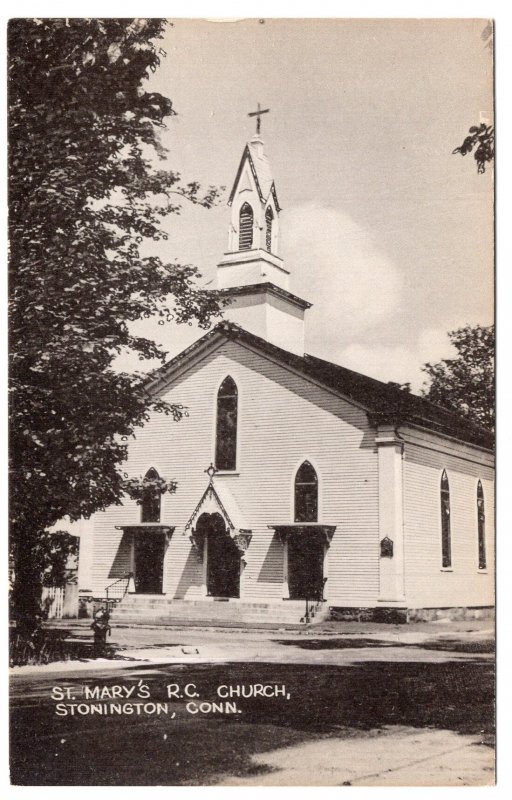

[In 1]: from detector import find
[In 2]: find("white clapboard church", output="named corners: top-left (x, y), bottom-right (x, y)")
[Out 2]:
top-left (85, 120), bottom-right (494, 624)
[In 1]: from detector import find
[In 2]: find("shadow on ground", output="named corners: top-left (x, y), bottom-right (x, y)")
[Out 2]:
top-left (273, 637), bottom-right (495, 654)
top-left (10, 658), bottom-right (494, 785)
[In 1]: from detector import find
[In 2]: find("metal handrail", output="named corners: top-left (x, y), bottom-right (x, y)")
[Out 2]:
top-left (105, 572), bottom-right (133, 603)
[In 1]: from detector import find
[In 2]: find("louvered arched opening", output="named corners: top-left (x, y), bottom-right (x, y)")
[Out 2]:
top-left (239, 203), bottom-right (254, 250)
top-left (215, 376), bottom-right (238, 471)
top-left (440, 470), bottom-right (451, 568)
top-left (141, 467), bottom-right (161, 523)
top-left (477, 480), bottom-right (486, 569)
top-left (294, 461), bottom-right (318, 522)
top-left (265, 206), bottom-right (274, 253)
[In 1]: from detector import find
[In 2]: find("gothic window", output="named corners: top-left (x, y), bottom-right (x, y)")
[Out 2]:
top-left (141, 467), bottom-right (161, 523)
top-left (440, 470), bottom-right (451, 568)
top-left (239, 203), bottom-right (253, 250)
top-left (265, 206), bottom-right (274, 253)
top-left (477, 480), bottom-right (486, 570)
top-left (294, 461), bottom-right (318, 523)
top-left (215, 376), bottom-right (238, 471)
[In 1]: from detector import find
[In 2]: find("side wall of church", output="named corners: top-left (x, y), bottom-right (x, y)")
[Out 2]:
top-left (402, 431), bottom-right (494, 609)
top-left (91, 339), bottom-right (380, 606)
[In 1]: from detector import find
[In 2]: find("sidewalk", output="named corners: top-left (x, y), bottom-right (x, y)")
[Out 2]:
top-left (10, 617), bottom-right (494, 678)
top-left (46, 614), bottom-right (495, 640)
top-left (220, 726), bottom-right (495, 786)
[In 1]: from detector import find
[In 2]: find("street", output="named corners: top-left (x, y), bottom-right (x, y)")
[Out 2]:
top-left (10, 620), bottom-right (495, 785)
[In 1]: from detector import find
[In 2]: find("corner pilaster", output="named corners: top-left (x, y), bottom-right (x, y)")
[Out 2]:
top-left (375, 425), bottom-right (405, 602)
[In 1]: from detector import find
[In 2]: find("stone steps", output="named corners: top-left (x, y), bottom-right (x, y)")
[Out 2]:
top-left (112, 596), bottom-right (330, 625)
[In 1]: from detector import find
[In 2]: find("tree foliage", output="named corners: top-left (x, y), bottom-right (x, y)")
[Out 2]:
top-left (453, 123), bottom-right (494, 174)
top-left (421, 324), bottom-right (494, 431)
top-left (9, 18), bottom-right (221, 627)
top-left (452, 22), bottom-right (494, 175)
top-left (39, 532), bottom-right (79, 589)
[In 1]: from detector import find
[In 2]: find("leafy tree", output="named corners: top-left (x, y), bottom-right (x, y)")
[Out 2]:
top-left (421, 324), bottom-right (494, 431)
top-left (39, 532), bottom-right (79, 590)
top-left (9, 19), bottom-right (221, 631)
top-left (452, 23), bottom-right (494, 174)
top-left (453, 123), bottom-right (494, 174)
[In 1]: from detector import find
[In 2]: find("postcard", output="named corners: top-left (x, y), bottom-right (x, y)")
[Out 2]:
top-left (8, 17), bottom-right (494, 786)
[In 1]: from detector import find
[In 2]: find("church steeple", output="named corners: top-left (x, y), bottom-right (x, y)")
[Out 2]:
top-left (217, 131), bottom-right (288, 290)
top-left (216, 115), bottom-right (311, 357)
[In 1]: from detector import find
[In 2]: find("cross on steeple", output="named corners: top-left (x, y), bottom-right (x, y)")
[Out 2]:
top-left (248, 103), bottom-right (270, 135)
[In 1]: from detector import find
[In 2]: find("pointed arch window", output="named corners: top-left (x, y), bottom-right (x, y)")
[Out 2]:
top-left (440, 470), bottom-right (451, 568)
top-left (215, 376), bottom-right (238, 471)
top-left (295, 461), bottom-right (318, 522)
top-left (265, 206), bottom-right (274, 253)
top-left (477, 480), bottom-right (487, 570)
top-left (141, 467), bottom-right (161, 523)
top-left (239, 203), bottom-right (254, 250)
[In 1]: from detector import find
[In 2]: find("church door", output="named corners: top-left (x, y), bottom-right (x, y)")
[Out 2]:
top-left (205, 514), bottom-right (240, 598)
top-left (133, 534), bottom-right (165, 594)
top-left (287, 533), bottom-right (325, 600)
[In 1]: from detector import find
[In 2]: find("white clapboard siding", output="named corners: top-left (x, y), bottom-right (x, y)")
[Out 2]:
top-left (91, 339), bottom-right (380, 605)
top-left (403, 440), bottom-right (494, 608)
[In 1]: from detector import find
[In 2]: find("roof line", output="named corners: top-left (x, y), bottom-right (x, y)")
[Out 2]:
top-left (145, 321), bottom-right (494, 451)
top-left (228, 144), bottom-right (281, 210)
top-left (217, 282), bottom-right (312, 310)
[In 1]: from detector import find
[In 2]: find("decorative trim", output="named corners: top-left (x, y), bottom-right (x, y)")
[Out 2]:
top-left (233, 530), bottom-right (253, 553)
top-left (217, 282), bottom-right (311, 311)
top-left (227, 144), bottom-right (281, 211)
top-left (184, 483), bottom-right (235, 533)
top-left (115, 525), bottom-right (174, 538)
top-left (269, 524), bottom-right (336, 547)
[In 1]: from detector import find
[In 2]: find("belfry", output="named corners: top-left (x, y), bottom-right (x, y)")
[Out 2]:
top-left (217, 109), bottom-right (311, 356)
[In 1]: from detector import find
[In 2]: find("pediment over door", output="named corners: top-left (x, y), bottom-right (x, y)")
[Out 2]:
top-left (184, 479), bottom-right (252, 559)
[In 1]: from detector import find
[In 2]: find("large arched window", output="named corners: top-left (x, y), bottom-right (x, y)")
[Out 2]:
top-left (141, 467), bottom-right (161, 523)
top-left (265, 206), bottom-right (274, 253)
top-left (239, 203), bottom-right (253, 250)
top-left (215, 376), bottom-right (238, 471)
top-left (295, 461), bottom-right (318, 522)
top-left (440, 470), bottom-right (451, 568)
top-left (477, 480), bottom-right (486, 570)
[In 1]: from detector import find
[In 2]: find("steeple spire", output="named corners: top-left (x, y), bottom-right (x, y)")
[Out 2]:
top-left (218, 132), bottom-right (285, 287)
top-left (214, 124), bottom-right (312, 357)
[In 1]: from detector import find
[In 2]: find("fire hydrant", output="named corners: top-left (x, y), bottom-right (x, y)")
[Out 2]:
top-left (91, 607), bottom-right (111, 656)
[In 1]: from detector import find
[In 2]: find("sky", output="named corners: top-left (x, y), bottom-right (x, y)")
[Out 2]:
top-left (124, 18), bottom-right (494, 392)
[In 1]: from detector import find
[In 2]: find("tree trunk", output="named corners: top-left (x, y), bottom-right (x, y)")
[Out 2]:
top-left (10, 524), bottom-right (44, 636)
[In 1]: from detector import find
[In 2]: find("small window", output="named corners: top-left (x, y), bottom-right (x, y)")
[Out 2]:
top-left (239, 203), bottom-right (253, 250)
top-left (440, 470), bottom-right (451, 568)
top-left (477, 480), bottom-right (486, 570)
top-left (215, 376), bottom-right (238, 471)
top-left (141, 468), bottom-right (161, 523)
top-left (265, 206), bottom-right (274, 253)
top-left (295, 461), bottom-right (318, 522)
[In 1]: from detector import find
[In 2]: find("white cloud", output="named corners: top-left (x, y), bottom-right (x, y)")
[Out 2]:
top-left (281, 203), bottom-right (402, 344)
top-left (338, 328), bottom-right (457, 392)
top-left (280, 203), bottom-right (461, 390)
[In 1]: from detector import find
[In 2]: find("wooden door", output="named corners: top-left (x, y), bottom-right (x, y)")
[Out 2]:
top-left (134, 534), bottom-right (165, 594)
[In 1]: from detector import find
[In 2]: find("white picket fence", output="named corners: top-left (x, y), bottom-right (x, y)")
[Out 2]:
top-left (41, 586), bottom-right (65, 619)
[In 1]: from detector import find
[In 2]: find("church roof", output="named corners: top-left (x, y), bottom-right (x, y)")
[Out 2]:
top-left (217, 282), bottom-right (312, 311)
top-left (228, 140), bottom-right (281, 210)
top-left (148, 321), bottom-right (494, 452)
